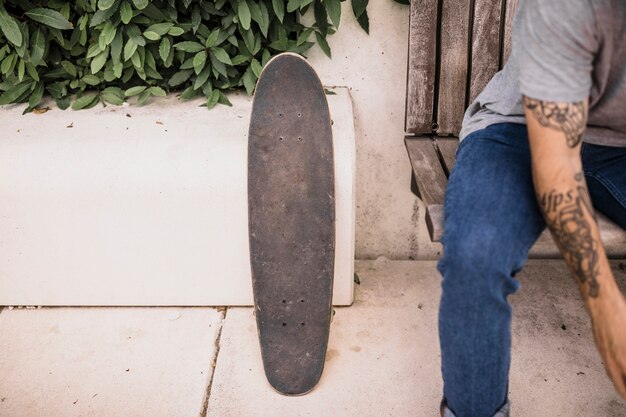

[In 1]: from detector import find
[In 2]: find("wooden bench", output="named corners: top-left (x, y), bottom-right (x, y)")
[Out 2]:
top-left (403, 0), bottom-right (626, 256)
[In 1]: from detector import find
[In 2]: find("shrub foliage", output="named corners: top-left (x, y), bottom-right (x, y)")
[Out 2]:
top-left (0, 0), bottom-right (369, 112)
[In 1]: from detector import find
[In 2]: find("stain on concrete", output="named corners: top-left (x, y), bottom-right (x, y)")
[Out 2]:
top-left (325, 349), bottom-right (339, 362)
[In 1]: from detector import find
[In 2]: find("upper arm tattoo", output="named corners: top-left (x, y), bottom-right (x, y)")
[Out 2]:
top-left (523, 97), bottom-right (587, 148)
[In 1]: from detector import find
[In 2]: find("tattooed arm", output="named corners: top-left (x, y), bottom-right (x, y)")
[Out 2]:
top-left (524, 96), bottom-right (626, 398)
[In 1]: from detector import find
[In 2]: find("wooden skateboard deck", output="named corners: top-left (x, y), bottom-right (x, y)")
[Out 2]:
top-left (247, 53), bottom-right (335, 396)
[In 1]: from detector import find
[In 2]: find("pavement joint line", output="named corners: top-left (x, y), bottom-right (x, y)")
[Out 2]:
top-left (200, 306), bottom-right (228, 417)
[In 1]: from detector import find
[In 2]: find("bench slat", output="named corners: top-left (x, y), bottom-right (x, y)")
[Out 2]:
top-left (435, 137), bottom-right (459, 175)
top-left (469, 0), bottom-right (504, 103)
top-left (405, 0), bottom-right (439, 134)
top-left (425, 203), bottom-right (626, 259)
top-left (405, 137), bottom-right (448, 206)
top-left (502, 0), bottom-right (520, 66)
top-left (437, 0), bottom-right (472, 136)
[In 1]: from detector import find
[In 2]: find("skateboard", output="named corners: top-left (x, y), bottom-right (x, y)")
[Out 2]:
top-left (247, 53), bottom-right (335, 396)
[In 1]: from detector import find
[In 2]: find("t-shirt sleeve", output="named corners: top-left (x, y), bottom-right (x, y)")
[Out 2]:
top-left (513, 0), bottom-right (598, 103)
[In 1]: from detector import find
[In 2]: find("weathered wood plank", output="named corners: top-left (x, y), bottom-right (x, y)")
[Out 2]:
top-left (426, 204), bottom-right (445, 242)
top-left (502, 0), bottom-right (520, 66)
top-left (469, 0), bottom-right (504, 103)
top-left (405, 137), bottom-right (447, 205)
top-left (405, 0), bottom-right (439, 134)
top-left (424, 204), bottom-right (626, 256)
top-left (435, 137), bottom-right (459, 175)
top-left (437, 0), bottom-right (472, 136)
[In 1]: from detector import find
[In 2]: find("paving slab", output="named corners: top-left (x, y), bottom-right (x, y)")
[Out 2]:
top-left (0, 307), bottom-right (223, 417)
top-left (208, 259), bottom-right (626, 417)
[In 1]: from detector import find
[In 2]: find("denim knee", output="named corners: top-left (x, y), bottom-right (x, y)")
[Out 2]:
top-left (437, 231), bottom-right (521, 303)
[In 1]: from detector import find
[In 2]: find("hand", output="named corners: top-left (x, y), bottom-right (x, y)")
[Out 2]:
top-left (590, 290), bottom-right (626, 399)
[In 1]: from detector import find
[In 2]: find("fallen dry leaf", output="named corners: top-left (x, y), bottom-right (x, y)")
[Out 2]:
top-left (67, 122), bottom-right (73, 128)
top-left (33, 107), bottom-right (50, 115)
top-left (156, 120), bottom-right (163, 125)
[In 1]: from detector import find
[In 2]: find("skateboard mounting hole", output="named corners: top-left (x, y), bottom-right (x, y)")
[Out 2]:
top-left (300, 299), bottom-right (305, 303)
top-left (297, 136), bottom-right (302, 141)
top-left (297, 113), bottom-right (302, 117)
top-left (282, 299), bottom-right (286, 303)
top-left (279, 113), bottom-right (283, 117)
top-left (279, 136), bottom-right (284, 141)
top-left (282, 323), bottom-right (287, 327)
top-left (301, 322), bottom-right (305, 326)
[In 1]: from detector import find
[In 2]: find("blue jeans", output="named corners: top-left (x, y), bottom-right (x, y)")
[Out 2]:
top-left (437, 123), bottom-right (626, 417)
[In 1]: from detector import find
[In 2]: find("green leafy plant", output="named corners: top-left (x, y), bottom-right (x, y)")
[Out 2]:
top-left (0, 0), bottom-right (369, 113)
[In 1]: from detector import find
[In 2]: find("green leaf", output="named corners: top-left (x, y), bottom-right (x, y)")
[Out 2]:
top-left (125, 86), bottom-right (147, 96)
top-left (351, 0), bottom-right (368, 17)
top-left (148, 86), bottom-right (166, 97)
top-left (56, 96), bottom-right (70, 110)
top-left (314, 0), bottom-right (329, 36)
top-left (287, 0), bottom-right (301, 13)
top-left (99, 22), bottom-right (117, 49)
top-left (101, 87), bottom-right (125, 105)
top-left (205, 30), bottom-right (220, 48)
top-left (180, 85), bottom-right (198, 100)
top-left (143, 31), bottom-right (160, 41)
top-left (272, 0), bottom-right (285, 23)
top-left (132, 0), bottom-right (149, 10)
top-left (25, 62), bottom-right (39, 81)
top-left (0, 82), bottom-right (32, 105)
top-left (237, 0), bottom-right (251, 31)
top-left (146, 23), bottom-right (174, 36)
top-left (17, 59), bottom-right (25, 82)
top-left (193, 50), bottom-right (207, 74)
top-left (98, 0), bottom-right (118, 11)
top-left (91, 48), bottom-right (109, 74)
top-left (1, 53), bottom-right (16, 75)
top-left (72, 94), bottom-right (99, 110)
top-left (25, 82), bottom-right (45, 113)
top-left (159, 37), bottom-right (171, 62)
top-left (61, 61), bottom-right (77, 77)
top-left (91, 7), bottom-right (117, 27)
top-left (124, 39), bottom-right (138, 61)
top-left (356, 9), bottom-right (369, 34)
top-left (218, 91), bottom-right (232, 106)
top-left (193, 65), bottom-right (211, 90)
top-left (47, 82), bottom-right (68, 99)
top-left (325, 0), bottom-right (341, 28)
top-left (206, 89), bottom-right (219, 109)
top-left (25, 8), bottom-right (74, 30)
top-left (0, 3), bottom-right (23, 47)
top-left (174, 41), bottom-right (205, 53)
top-left (136, 89), bottom-right (151, 105)
top-left (315, 32), bottom-right (331, 58)
top-left (168, 27), bottom-right (185, 36)
top-left (211, 47), bottom-right (232, 65)
top-left (257, 2), bottom-right (270, 37)
top-left (251, 59), bottom-right (262, 78)
top-left (82, 74), bottom-right (101, 86)
top-left (168, 69), bottom-right (193, 86)
top-left (30, 29), bottom-right (46, 66)
top-left (120, 1), bottom-right (134, 24)
top-left (242, 66), bottom-right (256, 95)
top-left (111, 30), bottom-right (124, 64)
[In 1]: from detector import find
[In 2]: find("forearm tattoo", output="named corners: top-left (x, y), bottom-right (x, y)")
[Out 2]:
top-left (523, 97), bottom-right (587, 147)
top-left (538, 173), bottom-right (600, 298)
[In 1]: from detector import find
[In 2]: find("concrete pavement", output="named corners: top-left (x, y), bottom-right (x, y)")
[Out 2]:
top-left (0, 260), bottom-right (624, 416)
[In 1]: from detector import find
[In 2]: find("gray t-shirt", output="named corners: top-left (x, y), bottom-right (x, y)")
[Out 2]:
top-left (461, 0), bottom-right (626, 147)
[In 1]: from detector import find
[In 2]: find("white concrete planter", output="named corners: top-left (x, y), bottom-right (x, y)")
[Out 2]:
top-left (0, 88), bottom-right (356, 306)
